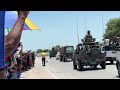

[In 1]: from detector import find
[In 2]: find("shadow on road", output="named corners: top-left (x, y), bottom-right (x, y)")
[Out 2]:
top-left (116, 76), bottom-right (120, 78)
top-left (106, 63), bottom-right (116, 65)
top-left (77, 67), bottom-right (103, 72)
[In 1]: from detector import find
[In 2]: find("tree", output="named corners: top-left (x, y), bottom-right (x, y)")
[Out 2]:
top-left (43, 49), bottom-right (49, 52)
top-left (36, 49), bottom-right (43, 53)
top-left (104, 18), bottom-right (120, 40)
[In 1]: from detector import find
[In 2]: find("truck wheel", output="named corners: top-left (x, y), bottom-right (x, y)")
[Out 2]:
top-left (116, 62), bottom-right (120, 78)
top-left (73, 60), bottom-right (77, 70)
top-left (110, 60), bottom-right (114, 64)
top-left (118, 66), bottom-right (120, 78)
top-left (50, 56), bottom-right (51, 58)
top-left (101, 61), bottom-right (106, 69)
top-left (94, 65), bottom-right (97, 69)
top-left (60, 57), bottom-right (62, 62)
top-left (77, 60), bottom-right (83, 71)
top-left (63, 57), bottom-right (66, 62)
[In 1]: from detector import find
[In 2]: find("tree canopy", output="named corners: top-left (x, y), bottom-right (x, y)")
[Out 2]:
top-left (104, 17), bottom-right (120, 40)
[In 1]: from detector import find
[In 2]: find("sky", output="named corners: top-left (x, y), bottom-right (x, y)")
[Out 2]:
top-left (9, 11), bottom-right (120, 51)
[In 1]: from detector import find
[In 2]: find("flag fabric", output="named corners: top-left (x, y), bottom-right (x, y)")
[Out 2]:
top-left (5, 11), bottom-right (39, 30)
top-left (0, 11), bottom-right (5, 68)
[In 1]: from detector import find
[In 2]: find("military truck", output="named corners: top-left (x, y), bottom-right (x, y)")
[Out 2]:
top-left (73, 31), bottom-right (106, 71)
top-left (49, 47), bottom-right (57, 58)
top-left (60, 46), bottom-right (74, 62)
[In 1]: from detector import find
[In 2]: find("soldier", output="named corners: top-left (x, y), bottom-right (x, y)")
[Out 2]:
top-left (84, 30), bottom-right (93, 42)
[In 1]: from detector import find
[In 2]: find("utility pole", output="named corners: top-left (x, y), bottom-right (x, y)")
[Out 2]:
top-left (85, 16), bottom-right (87, 32)
top-left (76, 16), bottom-right (80, 44)
top-left (102, 16), bottom-right (105, 35)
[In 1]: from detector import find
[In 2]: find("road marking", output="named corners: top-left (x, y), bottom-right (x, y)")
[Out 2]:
top-left (45, 69), bottom-right (59, 79)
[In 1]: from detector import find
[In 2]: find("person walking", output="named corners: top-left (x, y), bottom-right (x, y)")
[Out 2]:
top-left (41, 52), bottom-right (46, 66)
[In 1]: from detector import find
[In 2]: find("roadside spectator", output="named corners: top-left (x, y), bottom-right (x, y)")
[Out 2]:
top-left (41, 51), bottom-right (46, 66)
top-left (104, 36), bottom-right (110, 51)
top-left (32, 52), bottom-right (35, 67)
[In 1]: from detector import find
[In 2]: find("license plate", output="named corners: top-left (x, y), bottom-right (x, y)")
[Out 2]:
top-left (90, 61), bottom-right (96, 64)
top-left (112, 51), bottom-right (116, 53)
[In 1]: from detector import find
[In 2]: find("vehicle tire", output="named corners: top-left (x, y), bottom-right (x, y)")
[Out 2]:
top-left (77, 59), bottom-right (83, 71)
top-left (116, 62), bottom-right (120, 78)
top-left (60, 57), bottom-right (62, 62)
top-left (94, 65), bottom-right (97, 69)
top-left (50, 56), bottom-right (51, 58)
top-left (73, 59), bottom-right (77, 70)
top-left (101, 61), bottom-right (106, 69)
top-left (63, 57), bottom-right (66, 62)
top-left (118, 67), bottom-right (120, 78)
top-left (110, 60), bottom-right (114, 64)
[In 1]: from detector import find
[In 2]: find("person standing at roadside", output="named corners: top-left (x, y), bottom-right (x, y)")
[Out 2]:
top-left (41, 51), bottom-right (46, 66)
top-left (104, 36), bottom-right (110, 51)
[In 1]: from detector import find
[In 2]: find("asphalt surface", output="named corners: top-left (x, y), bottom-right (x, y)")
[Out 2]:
top-left (44, 56), bottom-right (120, 79)
top-left (21, 56), bottom-right (120, 79)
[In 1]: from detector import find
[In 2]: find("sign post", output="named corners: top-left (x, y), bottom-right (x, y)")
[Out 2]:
top-left (0, 11), bottom-right (5, 68)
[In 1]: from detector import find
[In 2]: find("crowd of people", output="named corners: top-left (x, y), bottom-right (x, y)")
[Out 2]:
top-left (5, 42), bottom-right (36, 79)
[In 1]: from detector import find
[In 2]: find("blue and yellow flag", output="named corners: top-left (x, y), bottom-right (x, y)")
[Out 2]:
top-left (5, 11), bottom-right (39, 30)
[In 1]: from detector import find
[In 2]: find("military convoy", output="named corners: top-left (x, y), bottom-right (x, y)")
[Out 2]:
top-left (73, 31), bottom-right (106, 71)
top-left (60, 46), bottom-right (74, 62)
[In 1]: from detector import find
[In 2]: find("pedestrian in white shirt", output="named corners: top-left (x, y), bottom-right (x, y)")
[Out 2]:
top-left (104, 37), bottom-right (110, 51)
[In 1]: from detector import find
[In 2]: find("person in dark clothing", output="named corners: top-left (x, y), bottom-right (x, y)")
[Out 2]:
top-left (21, 53), bottom-right (27, 72)
top-left (26, 52), bottom-right (30, 69)
top-left (32, 52), bottom-right (35, 67)
top-left (84, 30), bottom-right (93, 42)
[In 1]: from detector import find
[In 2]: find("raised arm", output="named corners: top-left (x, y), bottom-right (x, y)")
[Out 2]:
top-left (5, 11), bottom-right (29, 57)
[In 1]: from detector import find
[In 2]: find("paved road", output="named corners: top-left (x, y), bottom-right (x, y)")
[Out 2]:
top-left (21, 56), bottom-right (120, 79)
top-left (44, 57), bottom-right (119, 79)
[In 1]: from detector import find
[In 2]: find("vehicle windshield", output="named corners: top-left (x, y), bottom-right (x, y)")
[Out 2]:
top-left (66, 47), bottom-right (74, 53)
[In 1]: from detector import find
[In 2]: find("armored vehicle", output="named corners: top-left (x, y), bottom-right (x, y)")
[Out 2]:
top-left (73, 31), bottom-right (106, 71)
top-left (49, 47), bottom-right (57, 58)
top-left (60, 46), bottom-right (74, 62)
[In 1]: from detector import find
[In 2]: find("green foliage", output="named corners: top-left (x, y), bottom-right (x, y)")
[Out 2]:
top-left (36, 49), bottom-right (43, 53)
top-left (104, 18), bottom-right (120, 40)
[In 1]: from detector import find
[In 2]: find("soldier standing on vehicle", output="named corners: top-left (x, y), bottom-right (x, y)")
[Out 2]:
top-left (84, 30), bottom-right (93, 42)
